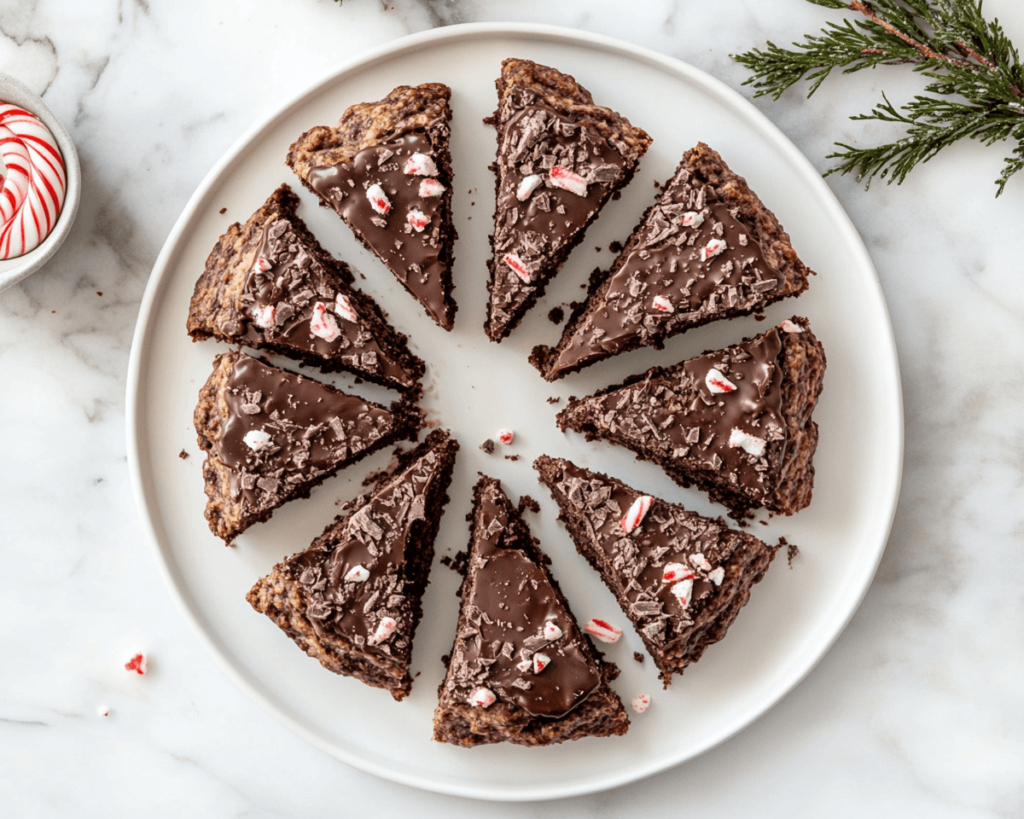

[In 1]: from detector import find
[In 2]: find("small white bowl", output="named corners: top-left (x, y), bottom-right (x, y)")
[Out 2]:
top-left (0, 72), bottom-right (82, 293)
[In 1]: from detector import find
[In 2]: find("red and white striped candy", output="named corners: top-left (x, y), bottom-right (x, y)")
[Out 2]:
top-left (310, 301), bottom-right (341, 342)
top-left (631, 693), bottom-right (651, 714)
top-left (708, 566), bottom-right (725, 586)
top-left (253, 256), bottom-right (272, 273)
top-left (729, 427), bottom-right (766, 457)
top-left (705, 367), bottom-right (737, 394)
top-left (681, 211), bottom-right (705, 228)
top-left (671, 578), bottom-right (694, 607)
top-left (252, 303), bottom-right (276, 329)
top-left (620, 495), bottom-right (653, 534)
top-left (585, 618), bottom-right (622, 644)
top-left (532, 653), bottom-right (551, 674)
top-left (0, 104), bottom-right (66, 260)
top-left (403, 152), bottom-right (438, 177)
top-left (700, 238), bottom-right (727, 262)
top-left (407, 208), bottom-right (430, 232)
top-left (517, 174), bottom-right (543, 201)
top-left (652, 295), bottom-right (674, 313)
top-left (366, 184), bottom-right (391, 216)
top-left (497, 428), bottom-right (514, 445)
top-left (469, 687), bottom-right (496, 707)
top-left (517, 659), bottom-right (532, 673)
top-left (124, 652), bottom-right (147, 676)
top-left (690, 552), bottom-right (712, 572)
top-left (344, 564), bottom-right (370, 583)
top-left (370, 616), bottom-right (397, 644)
top-left (661, 562), bottom-right (694, 584)
top-left (780, 319), bottom-right (804, 334)
top-left (549, 165), bottom-right (588, 197)
top-left (504, 252), bottom-right (532, 283)
top-left (419, 178), bottom-right (445, 197)
top-left (543, 620), bottom-right (563, 641)
top-left (334, 292), bottom-right (358, 324)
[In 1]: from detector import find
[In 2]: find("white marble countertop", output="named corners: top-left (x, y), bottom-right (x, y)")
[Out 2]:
top-left (2, 0), bottom-right (1022, 815)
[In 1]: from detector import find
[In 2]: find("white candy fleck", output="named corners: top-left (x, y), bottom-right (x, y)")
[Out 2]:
top-left (407, 208), bottom-right (430, 232)
top-left (705, 367), bottom-right (737, 394)
top-left (403, 152), bottom-right (438, 177)
top-left (700, 238), bottom-right (727, 262)
top-left (661, 562), bottom-right (694, 584)
top-left (620, 495), bottom-right (653, 534)
top-left (652, 295), bottom-right (674, 313)
top-left (780, 319), bottom-right (805, 334)
top-left (671, 578), bottom-right (694, 607)
top-left (419, 178), bottom-right (445, 197)
top-left (632, 693), bottom-right (651, 714)
top-left (517, 174), bottom-right (543, 201)
top-left (344, 565), bottom-right (370, 583)
top-left (252, 303), bottom-right (276, 329)
top-left (543, 620), bottom-right (563, 641)
top-left (532, 653), bottom-right (551, 674)
top-left (366, 184), bottom-right (391, 216)
top-left (370, 616), bottom-right (397, 645)
top-left (729, 427), bottom-right (766, 457)
top-left (470, 687), bottom-right (496, 708)
top-left (310, 301), bottom-right (341, 342)
top-left (334, 293), bottom-right (358, 324)
top-left (690, 552), bottom-right (713, 572)
top-left (708, 567), bottom-right (725, 586)
top-left (681, 211), bottom-right (705, 228)
top-left (243, 429), bottom-right (272, 451)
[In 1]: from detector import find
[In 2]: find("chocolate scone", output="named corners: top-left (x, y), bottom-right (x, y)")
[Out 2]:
top-left (194, 351), bottom-right (421, 544)
top-left (532, 143), bottom-right (813, 380)
top-left (246, 430), bottom-right (459, 701)
top-left (556, 318), bottom-right (826, 520)
top-left (432, 475), bottom-right (629, 747)
top-left (535, 456), bottom-right (776, 686)
top-left (485, 58), bottom-right (652, 342)
top-left (287, 84), bottom-right (457, 331)
top-left (187, 185), bottom-right (424, 392)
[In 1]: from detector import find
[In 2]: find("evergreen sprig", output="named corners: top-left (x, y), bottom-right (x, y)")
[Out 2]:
top-left (733, 0), bottom-right (1024, 196)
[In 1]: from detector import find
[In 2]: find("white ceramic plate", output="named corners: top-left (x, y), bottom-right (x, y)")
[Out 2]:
top-left (126, 24), bottom-right (903, 802)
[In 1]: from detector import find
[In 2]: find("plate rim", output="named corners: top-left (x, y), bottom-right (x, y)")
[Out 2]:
top-left (125, 21), bottom-right (904, 802)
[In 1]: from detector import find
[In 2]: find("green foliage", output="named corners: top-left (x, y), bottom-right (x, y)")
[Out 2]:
top-left (733, 0), bottom-right (1024, 196)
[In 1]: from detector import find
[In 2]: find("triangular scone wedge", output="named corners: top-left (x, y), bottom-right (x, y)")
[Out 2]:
top-left (187, 184), bottom-right (425, 392)
top-left (246, 430), bottom-right (459, 701)
top-left (432, 475), bottom-right (629, 747)
top-left (557, 318), bottom-right (826, 520)
top-left (532, 143), bottom-right (814, 380)
top-left (194, 351), bottom-right (421, 543)
top-left (485, 58), bottom-right (652, 342)
top-left (535, 456), bottom-right (777, 687)
top-left (287, 84), bottom-right (457, 331)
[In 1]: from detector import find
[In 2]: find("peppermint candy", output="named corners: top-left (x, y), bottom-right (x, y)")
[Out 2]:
top-left (549, 165), bottom-right (588, 197)
top-left (310, 301), bottom-right (341, 342)
top-left (652, 295), bottom-right (674, 313)
top-left (681, 211), bottom-right (705, 229)
top-left (729, 427), bottom-right (766, 457)
top-left (700, 238), bottom-right (727, 262)
top-left (407, 208), bottom-right (430, 232)
top-left (516, 659), bottom-right (532, 673)
top-left (671, 578), bottom-right (694, 607)
top-left (124, 652), bottom-right (147, 676)
top-left (543, 620), bottom-right (563, 641)
top-left (517, 174), bottom-right (543, 201)
top-left (97, 705), bottom-right (110, 717)
top-left (780, 319), bottom-right (804, 334)
top-left (503, 252), bottom-right (532, 283)
top-left (419, 178), bottom-right (445, 197)
top-left (497, 428), bottom-right (514, 445)
top-left (585, 618), bottom-right (622, 644)
top-left (705, 367), bottom-right (737, 394)
top-left (469, 687), bottom-right (496, 708)
top-left (661, 562), bottom-right (694, 584)
top-left (252, 303), bottom-right (276, 329)
top-left (243, 429), bottom-right (272, 451)
top-left (253, 256), bottom-right (272, 273)
top-left (690, 552), bottom-right (712, 572)
top-left (344, 565), bottom-right (370, 583)
top-left (366, 184), bottom-right (391, 216)
top-left (370, 616), bottom-right (397, 645)
top-left (0, 104), bottom-right (66, 260)
top-left (334, 293), bottom-right (358, 324)
top-left (708, 567), bottom-right (725, 586)
top-left (532, 653), bottom-right (551, 674)
top-left (403, 152), bottom-right (438, 177)
top-left (631, 693), bottom-right (651, 714)
top-left (620, 495), bottom-right (653, 534)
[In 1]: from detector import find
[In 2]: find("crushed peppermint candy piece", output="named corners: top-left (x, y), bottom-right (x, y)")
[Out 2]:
top-left (252, 303), bottom-right (276, 329)
top-left (631, 693), bottom-right (651, 714)
top-left (549, 165), bottom-right (588, 197)
top-left (543, 620), bottom-right (563, 641)
top-left (124, 652), bottom-right (147, 676)
top-left (729, 428), bottom-right (766, 457)
top-left (253, 256), bottom-right (272, 273)
top-left (403, 152), bottom-right (438, 177)
top-left (700, 238), bottom-right (727, 262)
top-left (681, 211), bottom-right (705, 228)
top-left (620, 495), bottom-right (653, 534)
top-left (370, 616), bottom-right (397, 645)
top-left (780, 319), bottom-right (804, 334)
top-left (97, 704), bottom-right (110, 717)
top-left (661, 562), bottom-right (695, 584)
top-left (705, 367), bottom-right (737, 394)
top-left (708, 566), bottom-right (725, 586)
top-left (243, 429), bottom-right (272, 451)
top-left (497, 428), bottom-right (514, 445)
top-left (407, 208), bottom-right (430, 233)
top-left (690, 552), bottom-right (713, 572)
top-left (517, 174), bottom-right (543, 201)
top-left (310, 301), bottom-right (341, 342)
top-left (652, 295), bottom-right (674, 313)
top-left (366, 184), bottom-right (391, 216)
top-left (469, 687), bottom-right (497, 707)
top-left (334, 293), bottom-right (358, 324)
top-left (419, 178), bottom-right (445, 197)
top-left (532, 653), bottom-right (551, 674)
top-left (503, 252), bottom-right (532, 283)
top-left (344, 564), bottom-right (370, 583)
top-left (585, 618), bottom-right (622, 644)
top-left (516, 658), bottom-right (532, 673)
top-left (671, 578), bottom-right (694, 607)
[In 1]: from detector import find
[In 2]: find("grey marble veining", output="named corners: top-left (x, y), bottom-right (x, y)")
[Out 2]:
top-left (1, 0), bottom-right (1022, 815)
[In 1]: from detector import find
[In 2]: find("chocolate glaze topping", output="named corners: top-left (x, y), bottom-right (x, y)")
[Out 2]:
top-left (549, 171), bottom-right (778, 377)
top-left (228, 216), bottom-right (414, 388)
top-left (560, 328), bottom-right (787, 502)
top-left (449, 480), bottom-right (602, 719)
top-left (310, 132), bottom-right (453, 329)
top-left (489, 104), bottom-right (628, 338)
top-left (216, 354), bottom-right (395, 515)
top-left (284, 437), bottom-right (449, 662)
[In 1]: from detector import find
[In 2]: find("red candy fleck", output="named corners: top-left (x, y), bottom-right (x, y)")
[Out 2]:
top-left (503, 253), bottom-right (532, 283)
top-left (124, 652), bottom-right (147, 676)
top-left (497, 428), bottom-right (514, 445)
top-left (584, 618), bottom-right (623, 644)
top-left (705, 367), bottom-right (737, 394)
top-left (549, 165), bottom-right (588, 197)
top-left (366, 184), bottom-right (391, 216)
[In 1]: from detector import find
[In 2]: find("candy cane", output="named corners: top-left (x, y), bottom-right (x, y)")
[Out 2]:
top-left (0, 103), bottom-right (66, 259)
